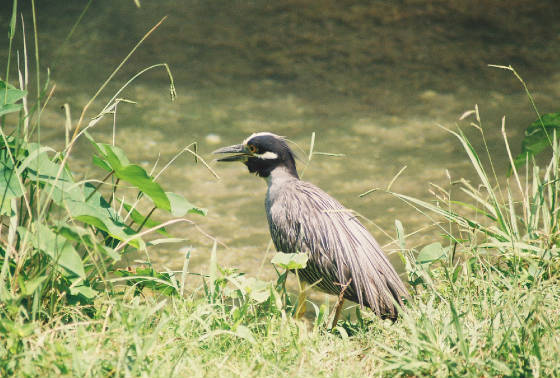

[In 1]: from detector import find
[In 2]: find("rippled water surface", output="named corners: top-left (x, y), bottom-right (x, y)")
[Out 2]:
top-left (2, 1), bottom-right (560, 288)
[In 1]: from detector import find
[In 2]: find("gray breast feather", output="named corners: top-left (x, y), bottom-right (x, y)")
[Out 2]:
top-left (266, 179), bottom-right (408, 318)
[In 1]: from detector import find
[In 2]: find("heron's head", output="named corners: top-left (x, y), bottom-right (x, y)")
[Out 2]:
top-left (213, 132), bottom-right (299, 178)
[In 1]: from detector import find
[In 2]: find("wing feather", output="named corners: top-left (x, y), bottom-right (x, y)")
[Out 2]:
top-left (267, 180), bottom-right (408, 318)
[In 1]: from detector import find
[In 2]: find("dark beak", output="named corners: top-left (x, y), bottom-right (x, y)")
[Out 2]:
top-left (212, 144), bottom-right (249, 162)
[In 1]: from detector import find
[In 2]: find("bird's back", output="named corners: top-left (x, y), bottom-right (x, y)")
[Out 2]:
top-left (266, 175), bottom-right (408, 319)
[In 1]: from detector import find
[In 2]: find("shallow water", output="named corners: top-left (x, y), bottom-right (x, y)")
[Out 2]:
top-left (2, 1), bottom-right (560, 290)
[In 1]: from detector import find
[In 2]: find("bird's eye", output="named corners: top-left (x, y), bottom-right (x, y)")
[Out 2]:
top-left (247, 144), bottom-right (257, 153)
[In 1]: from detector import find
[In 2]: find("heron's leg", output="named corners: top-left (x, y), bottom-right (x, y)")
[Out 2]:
top-left (330, 298), bottom-right (345, 329)
top-left (295, 281), bottom-right (307, 319)
top-left (329, 278), bottom-right (352, 329)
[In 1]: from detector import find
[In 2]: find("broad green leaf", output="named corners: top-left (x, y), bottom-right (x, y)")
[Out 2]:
top-left (90, 141), bottom-right (170, 211)
top-left (47, 182), bottom-right (103, 209)
top-left (271, 252), bottom-right (308, 270)
top-left (65, 198), bottom-right (142, 249)
top-left (0, 103), bottom-right (22, 117)
top-left (0, 135), bottom-right (18, 152)
top-left (18, 224), bottom-right (86, 278)
top-left (0, 167), bottom-right (23, 215)
top-left (41, 169), bottom-right (92, 206)
top-left (416, 242), bottom-right (445, 265)
top-left (0, 80), bottom-right (27, 104)
top-left (24, 143), bottom-right (73, 182)
top-left (0, 319), bottom-right (35, 338)
top-left (70, 284), bottom-right (98, 299)
top-left (55, 223), bottom-right (121, 262)
top-left (16, 145), bottom-right (57, 175)
top-left (166, 192), bottom-right (206, 216)
top-left (514, 112), bottom-right (560, 168)
top-left (335, 326), bottom-right (349, 339)
top-left (43, 181), bottom-right (85, 205)
top-left (235, 325), bottom-right (256, 344)
top-left (114, 267), bottom-right (178, 296)
top-left (234, 276), bottom-right (270, 303)
top-left (96, 143), bottom-right (130, 170)
top-left (92, 155), bottom-right (112, 172)
top-left (122, 201), bottom-right (169, 236)
top-left (114, 165), bottom-right (170, 211)
top-left (85, 132), bottom-right (103, 154)
top-left (0, 198), bottom-right (13, 216)
top-left (58, 184), bottom-right (141, 251)
top-left (18, 275), bottom-right (48, 296)
top-left (90, 140), bottom-right (173, 212)
top-left (95, 242), bottom-right (122, 261)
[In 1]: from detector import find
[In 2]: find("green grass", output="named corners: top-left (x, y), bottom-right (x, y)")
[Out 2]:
top-left (2, 2), bottom-right (560, 377)
top-left (3, 248), bottom-right (559, 377)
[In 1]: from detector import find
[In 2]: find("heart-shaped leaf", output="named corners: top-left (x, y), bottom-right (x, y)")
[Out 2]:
top-left (514, 112), bottom-right (560, 168)
top-left (271, 252), bottom-right (308, 270)
top-left (19, 224), bottom-right (86, 278)
top-left (416, 242), bottom-right (446, 265)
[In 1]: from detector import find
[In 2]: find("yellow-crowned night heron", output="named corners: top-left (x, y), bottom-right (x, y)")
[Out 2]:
top-left (214, 132), bottom-right (408, 322)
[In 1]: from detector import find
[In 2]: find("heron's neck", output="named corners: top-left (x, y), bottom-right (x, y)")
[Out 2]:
top-left (266, 165), bottom-right (299, 189)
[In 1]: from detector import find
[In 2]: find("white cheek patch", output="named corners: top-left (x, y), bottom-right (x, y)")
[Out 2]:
top-left (256, 151), bottom-right (278, 159)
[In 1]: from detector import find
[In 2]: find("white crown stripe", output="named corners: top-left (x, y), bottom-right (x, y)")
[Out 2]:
top-left (243, 132), bottom-right (277, 145)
